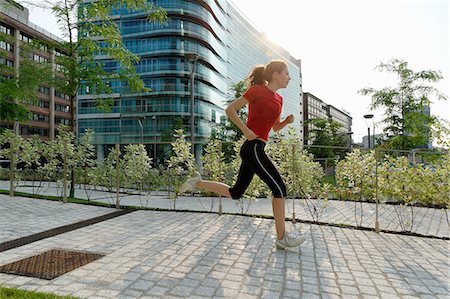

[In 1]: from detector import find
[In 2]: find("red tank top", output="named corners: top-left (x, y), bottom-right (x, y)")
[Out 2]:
top-left (243, 84), bottom-right (283, 141)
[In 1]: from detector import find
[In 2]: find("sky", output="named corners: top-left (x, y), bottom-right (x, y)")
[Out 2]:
top-left (24, 0), bottom-right (450, 143)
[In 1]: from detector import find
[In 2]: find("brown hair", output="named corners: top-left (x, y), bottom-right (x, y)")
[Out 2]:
top-left (248, 60), bottom-right (287, 86)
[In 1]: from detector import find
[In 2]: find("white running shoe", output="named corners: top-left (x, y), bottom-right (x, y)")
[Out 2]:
top-left (179, 172), bottom-right (202, 193)
top-left (275, 232), bottom-right (307, 250)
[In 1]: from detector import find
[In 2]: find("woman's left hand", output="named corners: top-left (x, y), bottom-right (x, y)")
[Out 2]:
top-left (285, 114), bottom-right (294, 123)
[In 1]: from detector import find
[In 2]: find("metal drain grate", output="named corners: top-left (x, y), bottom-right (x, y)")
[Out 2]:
top-left (0, 249), bottom-right (104, 280)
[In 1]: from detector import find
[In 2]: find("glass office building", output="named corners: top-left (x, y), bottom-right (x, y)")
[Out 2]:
top-left (78, 0), bottom-right (303, 160)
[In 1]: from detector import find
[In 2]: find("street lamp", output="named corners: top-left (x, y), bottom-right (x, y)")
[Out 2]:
top-left (185, 53), bottom-right (198, 156)
top-left (364, 114), bottom-right (380, 233)
top-left (363, 114), bottom-right (374, 149)
top-left (347, 131), bottom-right (353, 149)
top-left (137, 117), bottom-right (144, 145)
top-left (152, 115), bottom-right (157, 164)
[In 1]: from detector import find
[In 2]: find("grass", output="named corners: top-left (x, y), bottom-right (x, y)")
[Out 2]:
top-left (0, 286), bottom-right (78, 299)
top-left (322, 175), bottom-right (336, 186)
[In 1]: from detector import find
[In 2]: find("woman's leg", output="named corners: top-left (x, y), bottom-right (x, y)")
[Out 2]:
top-left (242, 141), bottom-right (288, 240)
top-left (272, 197), bottom-right (285, 240)
top-left (194, 158), bottom-right (254, 199)
top-left (196, 180), bottom-right (232, 198)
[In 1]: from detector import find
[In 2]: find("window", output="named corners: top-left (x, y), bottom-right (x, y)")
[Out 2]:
top-left (55, 117), bottom-right (71, 125)
top-left (55, 104), bottom-right (70, 112)
top-left (38, 86), bottom-right (50, 95)
top-left (20, 127), bottom-right (49, 136)
top-left (55, 90), bottom-right (70, 100)
top-left (0, 57), bottom-right (14, 67)
top-left (32, 54), bottom-right (48, 64)
top-left (34, 100), bottom-right (49, 108)
top-left (0, 41), bottom-right (13, 52)
top-left (20, 33), bottom-right (32, 43)
top-left (0, 23), bottom-right (13, 35)
top-left (32, 113), bottom-right (49, 122)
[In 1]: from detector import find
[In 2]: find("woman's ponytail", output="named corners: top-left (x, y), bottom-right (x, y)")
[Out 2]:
top-left (248, 65), bottom-right (266, 86)
top-left (247, 60), bottom-right (287, 86)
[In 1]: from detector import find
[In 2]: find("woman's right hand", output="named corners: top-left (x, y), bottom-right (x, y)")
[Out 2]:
top-left (244, 129), bottom-right (258, 141)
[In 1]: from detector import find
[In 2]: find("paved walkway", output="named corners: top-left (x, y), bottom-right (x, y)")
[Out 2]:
top-left (0, 195), bottom-right (117, 244)
top-left (0, 194), bottom-right (449, 298)
top-left (1, 181), bottom-right (448, 238)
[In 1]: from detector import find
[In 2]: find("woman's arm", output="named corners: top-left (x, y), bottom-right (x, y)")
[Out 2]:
top-left (273, 114), bottom-right (294, 132)
top-left (225, 96), bottom-right (258, 140)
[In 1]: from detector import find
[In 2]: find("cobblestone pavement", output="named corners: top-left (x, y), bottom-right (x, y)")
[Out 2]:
top-left (0, 194), bottom-right (449, 298)
top-left (0, 195), bottom-right (117, 243)
top-left (1, 181), bottom-right (448, 238)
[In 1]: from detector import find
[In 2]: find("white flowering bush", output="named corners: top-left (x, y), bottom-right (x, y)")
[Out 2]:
top-left (378, 155), bottom-right (417, 231)
top-left (267, 128), bottom-right (329, 221)
top-left (94, 145), bottom-right (122, 206)
top-left (75, 130), bottom-right (97, 200)
top-left (378, 154), bottom-right (448, 205)
top-left (335, 149), bottom-right (377, 201)
top-left (336, 148), bottom-right (449, 230)
top-left (201, 139), bottom-right (226, 183)
top-left (267, 129), bottom-right (325, 199)
top-left (0, 130), bottom-right (41, 196)
top-left (92, 144), bottom-right (153, 207)
top-left (200, 138), bottom-right (226, 211)
top-left (432, 152), bottom-right (450, 208)
top-left (166, 129), bottom-right (196, 207)
top-left (122, 144), bottom-right (152, 191)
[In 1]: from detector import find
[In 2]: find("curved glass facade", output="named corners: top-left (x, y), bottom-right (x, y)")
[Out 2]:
top-left (78, 0), bottom-right (303, 160)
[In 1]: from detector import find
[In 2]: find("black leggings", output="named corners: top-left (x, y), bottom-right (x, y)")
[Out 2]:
top-left (229, 139), bottom-right (287, 199)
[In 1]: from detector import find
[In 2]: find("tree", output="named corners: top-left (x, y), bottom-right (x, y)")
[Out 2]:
top-left (359, 59), bottom-right (447, 150)
top-left (304, 118), bottom-right (348, 165)
top-left (160, 117), bottom-right (185, 165)
top-left (167, 129), bottom-right (195, 208)
top-left (0, 33), bottom-right (53, 122)
top-left (219, 81), bottom-right (248, 162)
top-left (222, 80), bottom-right (248, 141)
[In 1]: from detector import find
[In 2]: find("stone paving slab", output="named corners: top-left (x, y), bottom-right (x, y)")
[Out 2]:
top-left (0, 195), bottom-right (119, 243)
top-left (0, 196), bottom-right (449, 298)
top-left (2, 180), bottom-right (448, 238)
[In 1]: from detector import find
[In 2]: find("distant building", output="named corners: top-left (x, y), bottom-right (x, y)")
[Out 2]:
top-left (0, 0), bottom-right (73, 140)
top-left (328, 105), bottom-right (352, 134)
top-left (303, 92), bottom-right (352, 145)
top-left (418, 105), bottom-right (432, 149)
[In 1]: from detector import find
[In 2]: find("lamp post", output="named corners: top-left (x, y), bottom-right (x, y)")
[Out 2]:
top-left (185, 53), bottom-right (198, 156)
top-left (137, 118), bottom-right (144, 144)
top-left (347, 131), bottom-right (353, 149)
top-left (363, 113), bottom-right (380, 233)
top-left (364, 114), bottom-right (374, 149)
top-left (152, 115), bottom-right (157, 164)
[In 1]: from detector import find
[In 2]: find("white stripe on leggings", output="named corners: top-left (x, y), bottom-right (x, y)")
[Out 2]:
top-left (253, 144), bottom-right (283, 197)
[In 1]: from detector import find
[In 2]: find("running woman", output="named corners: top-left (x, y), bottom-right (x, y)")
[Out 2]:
top-left (180, 59), bottom-right (306, 249)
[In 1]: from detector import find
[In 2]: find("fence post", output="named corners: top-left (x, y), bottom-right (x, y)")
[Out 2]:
top-left (63, 140), bottom-right (68, 203)
top-left (9, 136), bottom-right (16, 197)
top-left (115, 144), bottom-right (120, 209)
top-left (292, 143), bottom-right (296, 223)
top-left (375, 148), bottom-right (380, 233)
top-left (218, 140), bottom-right (223, 215)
